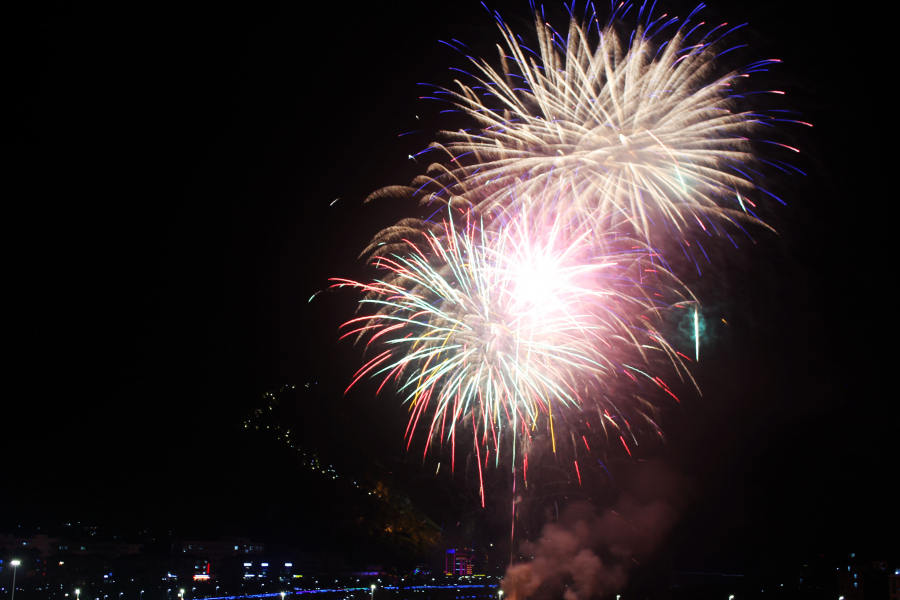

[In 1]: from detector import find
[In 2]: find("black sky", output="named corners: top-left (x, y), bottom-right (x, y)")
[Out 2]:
top-left (4, 0), bottom-right (892, 573)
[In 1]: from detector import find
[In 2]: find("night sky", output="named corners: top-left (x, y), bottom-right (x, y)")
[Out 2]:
top-left (5, 0), bottom-right (893, 576)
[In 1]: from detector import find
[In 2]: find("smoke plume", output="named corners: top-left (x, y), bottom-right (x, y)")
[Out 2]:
top-left (503, 463), bottom-right (685, 600)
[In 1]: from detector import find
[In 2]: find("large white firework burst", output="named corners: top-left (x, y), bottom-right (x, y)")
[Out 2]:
top-left (368, 1), bottom-right (806, 250)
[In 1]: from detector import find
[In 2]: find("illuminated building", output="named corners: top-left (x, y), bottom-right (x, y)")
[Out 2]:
top-left (180, 538), bottom-right (264, 573)
top-left (837, 555), bottom-right (895, 600)
top-left (445, 549), bottom-right (473, 576)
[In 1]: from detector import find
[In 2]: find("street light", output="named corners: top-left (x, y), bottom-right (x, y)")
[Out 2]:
top-left (371, 584), bottom-right (376, 600)
top-left (75, 589), bottom-right (80, 600)
top-left (179, 589), bottom-right (185, 600)
top-left (10, 560), bottom-right (20, 600)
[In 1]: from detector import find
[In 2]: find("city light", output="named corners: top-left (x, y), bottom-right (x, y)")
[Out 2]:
top-left (10, 560), bottom-right (21, 600)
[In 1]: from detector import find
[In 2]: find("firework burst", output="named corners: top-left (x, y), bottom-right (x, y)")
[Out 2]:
top-left (367, 1), bottom-right (807, 254)
top-left (334, 199), bottom-right (696, 500)
top-left (328, 2), bottom-right (809, 508)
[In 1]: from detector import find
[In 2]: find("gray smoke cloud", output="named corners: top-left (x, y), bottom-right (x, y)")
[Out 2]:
top-left (503, 463), bottom-right (686, 600)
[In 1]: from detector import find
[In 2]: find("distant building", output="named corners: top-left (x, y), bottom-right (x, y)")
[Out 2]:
top-left (179, 538), bottom-right (264, 572)
top-left (226, 557), bottom-right (304, 582)
top-left (0, 534), bottom-right (59, 557)
top-left (0, 532), bottom-right (141, 560)
top-left (239, 559), bottom-right (276, 581)
top-left (211, 552), bottom-right (344, 582)
top-left (347, 566), bottom-right (383, 577)
top-left (56, 542), bottom-right (141, 558)
top-left (838, 557), bottom-right (893, 600)
top-left (445, 549), bottom-right (473, 576)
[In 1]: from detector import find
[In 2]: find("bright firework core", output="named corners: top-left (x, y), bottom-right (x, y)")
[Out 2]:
top-left (335, 195), bottom-right (695, 495)
top-left (512, 254), bottom-right (558, 309)
top-left (501, 218), bottom-right (599, 314)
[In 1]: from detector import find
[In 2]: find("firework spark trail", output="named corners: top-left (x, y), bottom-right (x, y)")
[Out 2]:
top-left (335, 195), bottom-right (698, 497)
top-left (365, 1), bottom-right (808, 261)
top-left (694, 306), bottom-right (700, 361)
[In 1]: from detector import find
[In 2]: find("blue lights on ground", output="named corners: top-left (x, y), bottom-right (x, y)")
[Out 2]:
top-left (202, 584), bottom-right (498, 600)
top-left (202, 595), bottom-right (286, 600)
